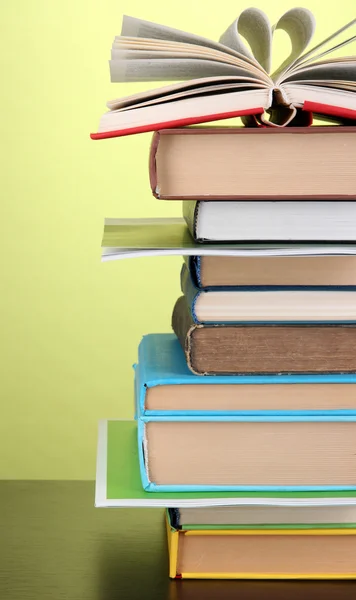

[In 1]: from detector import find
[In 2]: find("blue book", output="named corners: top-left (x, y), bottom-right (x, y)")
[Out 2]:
top-left (135, 334), bottom-right (356, 493)
top-left (180, 262), bottom-right (356, 325)
top-left (135, 333), bottom-right (356, 418)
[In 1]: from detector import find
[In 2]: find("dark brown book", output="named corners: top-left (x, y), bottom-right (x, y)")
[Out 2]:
top-left (149, 127), bottom-right (356, 200)
top-left (172, 296), bottom-right (356, 375)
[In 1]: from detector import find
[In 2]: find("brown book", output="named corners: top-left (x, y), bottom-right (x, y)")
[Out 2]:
top-left (172, 296), bottom-right (356, 375)
top-left (149, 127), bottom-right (356, 200)
top-left (190, 255), bottom-right (356, 288)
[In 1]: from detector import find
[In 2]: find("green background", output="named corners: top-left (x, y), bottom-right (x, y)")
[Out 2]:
top-left (1, 1), bottom-right (355, 478)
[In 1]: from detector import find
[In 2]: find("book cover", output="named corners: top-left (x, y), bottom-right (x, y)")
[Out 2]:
top-left (166, 511), bottom-right (356, 579)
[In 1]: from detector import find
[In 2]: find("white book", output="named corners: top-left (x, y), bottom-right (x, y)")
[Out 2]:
top-left (183, 201), bottom-right (356, 242)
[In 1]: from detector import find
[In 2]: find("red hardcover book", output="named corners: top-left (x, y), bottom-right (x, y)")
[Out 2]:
top-left (149, 127), bottom-right (356, 201)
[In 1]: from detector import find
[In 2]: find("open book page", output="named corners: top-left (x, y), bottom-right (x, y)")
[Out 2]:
top-left (220, 7), bottom-right (315, 76)
top-left (291, 33), bottom-right (356, 71)
top-left (112, 39), bottom-right (269, 76)
top-left (116, 10), bottom-right (320, 82)
top-left (284, 60), bottom-right (356, 84)
top-left (120, 14), bottom-right (260, 64)
top-left (277, 19), bottom-right (356, 83)
top-left (219, 8), bottom-right (271, 72)
top-left (271, 8), bottom-right (316, 79)
top-left (106, 76), bottom-right (267, 110)
top-left (112, 39), bottom-right (253, 65)
top-left (114, 82), bottom-right (267, 113)
top-left (111, 11), bottom-right (356, 102)
top-left (110, 58), bottom-right (262, 82)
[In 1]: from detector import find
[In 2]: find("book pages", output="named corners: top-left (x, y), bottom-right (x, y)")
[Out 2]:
top-left (272, 8), bottom-right (315, 79)
top-left (219, 8), bottom-right (271, 72)
top-left (120, 14), bottom-right (257, 62)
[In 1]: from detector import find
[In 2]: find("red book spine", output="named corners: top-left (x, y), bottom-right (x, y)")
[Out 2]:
top-left (303, 101), bottom-right (356, 121)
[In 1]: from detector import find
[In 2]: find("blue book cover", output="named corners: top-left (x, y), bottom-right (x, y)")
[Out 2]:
top-left (134, 333), bottom-right (356, 418)
top-left (137, 415), bottom-right (356, 493)
top-left (180, 262), bottom-right (356, 325)
top-left (135, 335), bottom-right (356, 493)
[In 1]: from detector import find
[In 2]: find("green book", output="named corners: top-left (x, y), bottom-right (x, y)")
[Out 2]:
top-left (96, 420), bottom-right (356, 508)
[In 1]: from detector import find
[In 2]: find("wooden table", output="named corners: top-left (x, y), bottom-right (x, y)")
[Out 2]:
top-left (1, 481), bottom-right (355, 600)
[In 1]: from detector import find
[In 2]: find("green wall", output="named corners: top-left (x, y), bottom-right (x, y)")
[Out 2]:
top-left (1, 1), bottom-right (354, 478)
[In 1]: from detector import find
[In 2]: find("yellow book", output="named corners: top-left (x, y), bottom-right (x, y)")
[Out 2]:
top-left (166, 511), bottom-right (356, 580)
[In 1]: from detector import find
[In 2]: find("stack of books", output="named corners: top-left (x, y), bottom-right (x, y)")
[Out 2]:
top-left (93, 9), bottom-right (356, 582)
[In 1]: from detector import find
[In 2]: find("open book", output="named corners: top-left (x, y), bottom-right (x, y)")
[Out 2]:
top-left (91, 8), bottom-right (356, 139)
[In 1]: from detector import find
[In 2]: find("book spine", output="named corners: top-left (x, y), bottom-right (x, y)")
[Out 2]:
top-left (303, 101), bottom-right (356, 123)
top-left (141, 477), bottom-right (356, 492)
top-left (180, 572), bottom-right (356, 580)
top-left (180, 263), bottom-right (201, 323)
top-left (149, 132), bottom-right (160, 198)
top-left (171, 296), bottom-right (203, 375)
top-left (133, 362), bottom-right (140, 419)
top-left (137, 415), bottom-right (356, 423)
top-left (168, 508), bottom-right (181, 529)
top-left (137, 419), bottom-right (152, 490)
top-left (135, 338), bottom-right (151, 416)
top-left (141, 409), bottom-right (356, 418)
top-left (182, 201), bottom-right (199, 241)
top-left (183, 256), bottom-right (203, 288)
top-left (191, 256), bottom-right (203, 288)
top-left (166, 519), bottom-right (180, 578)
top-left (182, 523), bottom-right (356, 530)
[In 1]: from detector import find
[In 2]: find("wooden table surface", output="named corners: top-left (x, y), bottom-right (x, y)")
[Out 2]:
top-left (1, 481), bottom-right (356, 600)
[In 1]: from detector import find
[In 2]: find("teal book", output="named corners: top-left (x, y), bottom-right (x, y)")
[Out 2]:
top-left (135, 333), bottom-right (356, 418)
top-left (95, 420), bottom-right (356, 507)
top-left (134, 335), bottom-right (356, 493)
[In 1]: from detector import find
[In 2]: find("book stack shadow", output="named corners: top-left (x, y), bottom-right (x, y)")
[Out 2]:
top-left (134, 127), bottom-right (356, 579)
